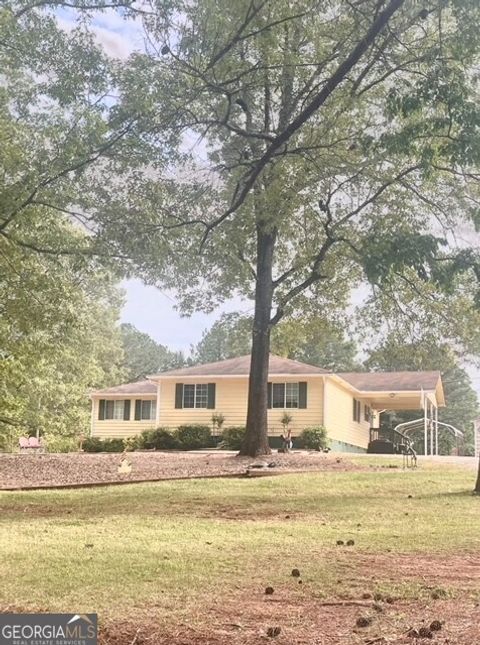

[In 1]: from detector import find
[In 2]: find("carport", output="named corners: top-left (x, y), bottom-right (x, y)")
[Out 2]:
top-left (336, 371), bottom-right (449, 455)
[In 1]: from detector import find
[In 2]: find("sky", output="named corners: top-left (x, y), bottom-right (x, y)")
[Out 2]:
top-left (121, 279), bottom-right (251, 351)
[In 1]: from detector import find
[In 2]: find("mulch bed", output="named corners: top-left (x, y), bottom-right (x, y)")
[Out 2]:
top-left (0, 451), bottom-right (360, 490)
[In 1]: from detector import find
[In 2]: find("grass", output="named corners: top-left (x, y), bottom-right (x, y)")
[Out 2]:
top-left (0, 460), bottom-right (478, 621)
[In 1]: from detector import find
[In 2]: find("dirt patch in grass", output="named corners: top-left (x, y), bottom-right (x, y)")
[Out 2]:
top-left (0, 451), bottom-right (360, 490)
top-left (96, 551), bottom-right (480, 644)
top-left (99, 595), bottom-right (480, 644)
top-left (2, 545), bottom-right (479, 643)
top-left (354, 553), bottom-right (480, 591)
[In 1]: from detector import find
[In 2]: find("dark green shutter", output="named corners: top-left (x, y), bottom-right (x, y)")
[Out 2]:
top-left (267, 382), bottom-right (272, 409)
top-left (353, 399), bottom-right (360, 422)
top-left (207, 383), bottom-right (216, 409)
top-left (364, 405), bottom-right (369, 422)
top-left (299, 382), bottom-right (307, 409)
top-left (98, 399), bottom-right (105, 420)
top-left (175, 383), bottom-right (183, 409)
top-left (134, 399), bottom-right (141, 420)
top-left (123, 400), bottom-right (131, 420)
top-left (105, 400), bottom-right (114, 419)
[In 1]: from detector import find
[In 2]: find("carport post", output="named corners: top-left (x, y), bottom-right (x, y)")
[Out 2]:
top-left (428, 401), bottom-right (435, 456)
top-left (434, 405), bottom-right (438, 456)
top-left (424, 393), bottom-right (428, 456)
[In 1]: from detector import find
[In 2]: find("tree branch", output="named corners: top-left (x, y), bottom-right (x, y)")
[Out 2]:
top-left (200, 0), bottom-right (408, 246)
top-left (13, 0), bottom-right (135, 18)
top-left (0, 119), bottom-right (137, 232)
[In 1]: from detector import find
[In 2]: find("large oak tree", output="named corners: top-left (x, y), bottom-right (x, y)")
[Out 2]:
top-left (3, 0), bottom-right (480, 460)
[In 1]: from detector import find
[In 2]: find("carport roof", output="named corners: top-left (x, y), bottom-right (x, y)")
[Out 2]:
top-left (336, 371), bottom-right (441, 392)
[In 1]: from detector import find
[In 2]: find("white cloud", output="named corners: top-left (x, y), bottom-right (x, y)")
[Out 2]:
top-left (91, 23), bottom-right (136, 59)
top-left (55, 8), bottom-right (144, 60)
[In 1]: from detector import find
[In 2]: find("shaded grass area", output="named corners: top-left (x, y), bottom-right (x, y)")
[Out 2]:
top-left (0, 462), bottom-right (478, 620)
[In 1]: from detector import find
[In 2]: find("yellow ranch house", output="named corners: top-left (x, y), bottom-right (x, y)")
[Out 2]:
top-left (90, 354), bottom-right (445, 453)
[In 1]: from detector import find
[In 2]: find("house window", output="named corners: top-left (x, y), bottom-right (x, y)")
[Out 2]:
top-left (183, 384), bottom-right (208, 409)
top-left (99, 399), bottom-right (130, 421)
top-left (272, 383), bottom-right (299, 408)
top-left (353, 398), bottom-right (361, 423)
top-left (183, 384), bottom-right (195, 408)
top-left (141, 400), bottom-right (156, 420)
top-left (104, 400), bottom-right (125, 420)
top-left (113, 400), bottom-right (125, 420)
top-left (134, 399), bottom-right (157, 421)
top-left (285, 382), bottom-right (299, 408)
top-left (195, 384), bottom-right (208, 408)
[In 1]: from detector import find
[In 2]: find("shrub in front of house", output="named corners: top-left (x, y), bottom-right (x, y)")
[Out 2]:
top-left (300, 426), bottom-right (329, 451)
top-left (101, 438), bottom-right (126, 452)
top-left (82, 437), bottom-right (103, 452)
top-left (175, 424), bottom-right (212, 450)
top-left (139, 427), bottom-right (179, 450)
top-left (220, 426), bottom-right (246, 450)
top-left (83, 437), bottom-right (125, 452)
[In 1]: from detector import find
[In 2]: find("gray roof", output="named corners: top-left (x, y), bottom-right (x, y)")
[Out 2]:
top-left (91, 379), bottom-right (157, 396)
top-left (337, 371), bottom-right (441, 392)
top-left (151, 354), bottom-right (329, 378)
top-left (91, 360), bottom-right (442, 398)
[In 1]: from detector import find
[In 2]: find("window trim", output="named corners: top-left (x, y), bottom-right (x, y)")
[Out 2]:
top-left (271, 382), bottom-right (300, 409)
top-left (182, 383), bottom-right (209, 409)
top-left (99, 399), bottom-right (129, 421)
top-left (175, 383), bottom-right (215, 410)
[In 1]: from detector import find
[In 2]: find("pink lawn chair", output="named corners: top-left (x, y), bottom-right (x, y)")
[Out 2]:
top-left (19, 436), bottom-right (42, 451)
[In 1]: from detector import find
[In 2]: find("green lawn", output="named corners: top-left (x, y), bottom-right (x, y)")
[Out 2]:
top-left (0, 461), bottom-right (478, 622)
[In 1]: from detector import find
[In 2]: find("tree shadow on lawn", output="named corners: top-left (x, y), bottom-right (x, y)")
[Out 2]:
top-left (419, 489), bottom-right (478, 499)
top-left (0, 482), bottom-right (476, 527)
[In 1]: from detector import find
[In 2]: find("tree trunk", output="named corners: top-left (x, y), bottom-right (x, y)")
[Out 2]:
top-left (239, 224), bottom-right (276, 457)
top-left (475, 459), bottom-right (480, 494)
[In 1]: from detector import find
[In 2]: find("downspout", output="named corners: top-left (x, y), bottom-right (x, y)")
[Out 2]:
top-left (155, 381), bottom-right (161, 427)
top-left (90, 397), bottom-right (95, 437)
top-left (423, 389), bottom-right (428, 456)
top-left (322, 376), bottom-right (328, 429)
top-left (428, 401), bottom-right (435, 457)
